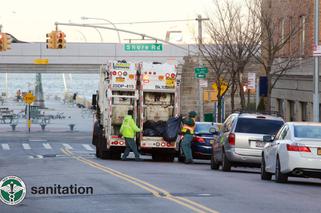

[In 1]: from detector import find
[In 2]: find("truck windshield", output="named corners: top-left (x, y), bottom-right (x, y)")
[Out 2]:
top-left (235, 118), bottom-right (283, 135)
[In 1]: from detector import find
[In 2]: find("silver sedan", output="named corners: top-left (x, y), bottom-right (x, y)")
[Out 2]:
top-left (261, 122), bottom-right (321, 183)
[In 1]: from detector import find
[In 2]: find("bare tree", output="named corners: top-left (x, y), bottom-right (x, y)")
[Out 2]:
top-left (249, 0), bottom-right (302, 111)
top-left (200, 0), bottom-right (260, 117)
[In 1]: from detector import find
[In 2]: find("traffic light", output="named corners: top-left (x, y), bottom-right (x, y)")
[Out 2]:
top-left (56, 31), bottom-right (66, 49)
top-left (46, 31), bottom-right (56, 49)
top-left (3, 33), bottom-right (12, 50)
top-left (0, 33), bottom-right (4, 51)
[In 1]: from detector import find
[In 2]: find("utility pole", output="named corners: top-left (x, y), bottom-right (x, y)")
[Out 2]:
top-left (196, 15), bottom-right (209, 121)
top-left (314, 0), bottom-right (320, 122)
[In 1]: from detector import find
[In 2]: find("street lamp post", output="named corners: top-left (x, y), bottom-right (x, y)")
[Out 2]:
top-left (81, 17), bottom-right (121, 43)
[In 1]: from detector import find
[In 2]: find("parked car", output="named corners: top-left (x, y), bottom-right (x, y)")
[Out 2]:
top-left (211, 113), bottom-right (284, 171)
top-left (178, 122), bottom-right (220, 162)
top-left (261, 122), bottom-right (321, 183)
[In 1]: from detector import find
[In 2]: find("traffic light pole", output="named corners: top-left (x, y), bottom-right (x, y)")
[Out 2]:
top-left (54, 22), bottom-right (196, 53)
top-left (196, 15), bottom-right (209, 122)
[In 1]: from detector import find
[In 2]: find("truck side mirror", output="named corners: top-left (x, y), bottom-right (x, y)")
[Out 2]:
top-left (92, 94), bottom-right (97, 107)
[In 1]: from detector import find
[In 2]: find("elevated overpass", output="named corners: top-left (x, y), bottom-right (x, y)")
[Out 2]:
top-left (0, 43), bottom-right (196, 73)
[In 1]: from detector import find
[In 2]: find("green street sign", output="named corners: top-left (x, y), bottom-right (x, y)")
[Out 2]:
top-left (195, 73), bottom-right (206, 79)
top-left (194, 67), bottom-right (208, 74)
top-left (124, 43), bottom-right (163, 52)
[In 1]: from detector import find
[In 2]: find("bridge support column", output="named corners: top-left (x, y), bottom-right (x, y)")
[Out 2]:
top-left (34, 73), bottom-right (45, 108)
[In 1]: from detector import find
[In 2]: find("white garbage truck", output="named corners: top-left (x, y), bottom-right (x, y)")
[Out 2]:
top-left (138, 62), bottom-right (181, 161)
top-left (92, 61), bottom-right (181, 161)
top-left (93, 61), bottom-right (139, 159)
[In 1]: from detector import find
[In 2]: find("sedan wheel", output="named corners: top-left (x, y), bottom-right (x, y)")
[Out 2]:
top-left (210, 153), bottom-right (220, 170)
top-left (222, 151), bottom-right (231, 172)
top-left (261, 155), bottom-right (272, 180)
top-left (275, 156), bottom-right (288, 183)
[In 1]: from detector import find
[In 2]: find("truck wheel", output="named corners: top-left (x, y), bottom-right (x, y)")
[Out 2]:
top-left (92, 121), bottom-right (100, 146)
top-left (210, 154), bottom-right (220, 170)
top-left (275, 156), bottom-right (288, 183)
top-left (152, 154), bottom-right (159, 161)
top-left (261, 154), bottom-right (272, 180)
top-left (96, 146), bottom-right (101, 158)
top-left (164, 154), bottom-right (175, 162)
top-left (111, 151), bottom-right (121, 160)
top-left (100, 150), bottom-right (112, 159)
top-left (222, 151), bottom-right (231, 172)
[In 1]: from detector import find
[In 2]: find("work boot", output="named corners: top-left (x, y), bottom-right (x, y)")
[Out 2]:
top-left (184, 159), bottom-right (193, 164)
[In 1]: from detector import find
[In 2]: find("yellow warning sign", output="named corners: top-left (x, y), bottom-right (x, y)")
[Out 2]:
top-left (23, 92), bottom-right (36, 105)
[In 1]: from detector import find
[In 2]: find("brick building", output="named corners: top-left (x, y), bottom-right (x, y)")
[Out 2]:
top-left (263, 0), bottom-right (321, 121)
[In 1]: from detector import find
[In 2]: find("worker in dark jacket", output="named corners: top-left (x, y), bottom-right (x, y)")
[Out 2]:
top-left (181, 111), bottom-right (197, 164)
top-left (120, 110), bottom-right (142, 161)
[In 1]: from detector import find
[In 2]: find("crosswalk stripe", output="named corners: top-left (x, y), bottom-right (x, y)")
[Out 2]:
top-left (1, 144), bottom-right (10, 150)
top-left (62, 144), bottom-right (73, 150)
top-left (22, 143), bottom-right (31, 150)
top-left (43, 143), bottom-right (52, 149)
top-left (82, 144), bottom-right (94, 151)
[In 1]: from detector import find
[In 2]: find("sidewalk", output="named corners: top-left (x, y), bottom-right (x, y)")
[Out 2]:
top-left (0, 97), bottom-right (94, 133)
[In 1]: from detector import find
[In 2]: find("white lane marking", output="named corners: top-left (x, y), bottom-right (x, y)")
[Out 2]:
top-left (82, 144), bottom-right (94, 151)
top-left (62, 144), bottom-right (73, 150)
top-left (43, 143), bottom-right (52, 149)
top-left (36, 155), bottom-right (44, 159)
top-left (1, 144), bottom-right (10, 150)
top-left (22, 143), bottom-right (31, 150)
top-left (29, 139), bottom-right (47, 142)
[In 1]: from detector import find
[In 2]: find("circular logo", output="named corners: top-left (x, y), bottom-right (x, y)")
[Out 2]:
top-left (0, 176), bottom-right (26, 206)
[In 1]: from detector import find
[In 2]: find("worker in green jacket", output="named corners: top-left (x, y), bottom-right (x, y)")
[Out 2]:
top-left (181, 111), bottom-right (197, 164)
top-left (120, 110), bottom-right (142, 161)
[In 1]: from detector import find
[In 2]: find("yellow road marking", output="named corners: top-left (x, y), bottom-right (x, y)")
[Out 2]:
top-left (61, 148), bottom-right (219, 213)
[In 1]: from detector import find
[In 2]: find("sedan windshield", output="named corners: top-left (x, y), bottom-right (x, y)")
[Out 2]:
top-left (195, 123), bottom-right (215, 134)
top-left (294, 125), bottom-right (321, 139)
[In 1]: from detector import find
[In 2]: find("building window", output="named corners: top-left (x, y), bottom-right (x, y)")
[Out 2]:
top-left (289, 100), bottom-right (295, 121)
top-left (300, 16), bottom-right (306, 56)
top-left (277, 98), bottom-right (284, 117)
top-left (289, 17), bottom-right (293, 54)
top-left (281, 18), bottom-right (285, 43)
top-left (300, 102), bottom-right (307, 121)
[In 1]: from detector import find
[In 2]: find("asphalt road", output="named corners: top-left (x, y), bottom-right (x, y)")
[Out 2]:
top-left (0, 131), bottom-right (321, 213)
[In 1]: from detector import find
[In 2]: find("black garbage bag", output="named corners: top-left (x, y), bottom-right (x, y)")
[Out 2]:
top-left (143, 120), bottom-right (156, 130)
top-left (143, 128), bottom-right (158, 137)
top-left (162, 116), bottom-right (182, 142)
top-left (154, 120), bottom-right (167, 136)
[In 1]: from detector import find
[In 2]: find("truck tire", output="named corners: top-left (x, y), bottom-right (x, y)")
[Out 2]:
top-left (164, 154), bottom-right (175, 162)
top-left (152, 153), bottom-right (161, 162)
top-left (111, 151), bottom-right (121, 160)
top-left (222, 150), bottom-right (231, 172)
top-left (96, 126), bottom-right (112, 160)
top-left (92, 121), bottom-right (100, 146)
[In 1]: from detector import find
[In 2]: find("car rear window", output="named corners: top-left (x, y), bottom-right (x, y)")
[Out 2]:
top-left (294, 125), bottom-right (321, 139)
top-left (235, 118), bottom-right (284, 135)
top-left (195, 123), bottom-right (215, 134)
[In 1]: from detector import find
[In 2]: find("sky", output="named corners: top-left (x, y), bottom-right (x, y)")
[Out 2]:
top-left (0, 0), bottom-right (216, 43)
